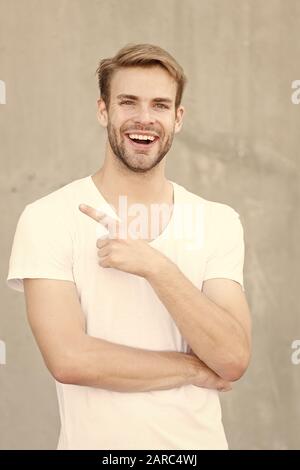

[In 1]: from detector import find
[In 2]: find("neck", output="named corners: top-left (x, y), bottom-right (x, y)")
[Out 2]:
top-left (92, 141), bottom-right (171, 206)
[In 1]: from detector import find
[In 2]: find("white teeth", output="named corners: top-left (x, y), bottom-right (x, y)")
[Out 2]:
top-left (128, 134), bottom-right (155, 141)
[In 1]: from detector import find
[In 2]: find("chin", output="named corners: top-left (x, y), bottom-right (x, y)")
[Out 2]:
top-left (125, 159), bottom-right (160, 173)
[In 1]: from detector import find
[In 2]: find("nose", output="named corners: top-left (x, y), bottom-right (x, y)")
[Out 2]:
top-left (133, 104), bottom-right (155, 125)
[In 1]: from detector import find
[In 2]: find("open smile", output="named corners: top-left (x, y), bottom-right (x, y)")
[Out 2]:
top-left (124, 133), bottom-right (160, 150)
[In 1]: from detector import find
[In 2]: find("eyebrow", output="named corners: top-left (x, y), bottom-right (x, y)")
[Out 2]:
top-left (116, 94), bottom-right (173, 104)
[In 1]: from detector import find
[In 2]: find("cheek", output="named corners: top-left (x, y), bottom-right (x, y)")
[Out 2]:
top-left (114, 111), bottom-right (135, 130)
top-left (161, 119), bottom-right (175, 135)
top-left (108, 106), bottom-right (128, 123)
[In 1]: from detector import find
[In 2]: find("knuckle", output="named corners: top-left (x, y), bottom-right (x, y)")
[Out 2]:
top-left (110, 253), bottom-right (119, 264)
top-left (98, 258), bottom-right (108, 267)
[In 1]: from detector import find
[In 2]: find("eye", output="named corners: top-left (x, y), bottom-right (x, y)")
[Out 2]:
top-left (154, 103), bottom-right (169, 109)
top-left (120, 100), bottom-right (135, 106)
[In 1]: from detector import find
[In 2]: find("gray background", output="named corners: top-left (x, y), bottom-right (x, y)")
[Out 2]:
top-left (1, 0), bottom-right (299, 449)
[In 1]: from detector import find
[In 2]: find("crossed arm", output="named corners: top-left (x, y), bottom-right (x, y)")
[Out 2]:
top-left (23, 262), bottom-right (251, 394)
top-left (144, 262), bottom-right (252, 381)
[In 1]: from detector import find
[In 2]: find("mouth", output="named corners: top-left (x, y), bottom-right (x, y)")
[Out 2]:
top-left (124, 133), bottom-right (160, 150)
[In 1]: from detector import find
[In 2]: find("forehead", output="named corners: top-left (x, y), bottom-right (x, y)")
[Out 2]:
top-left (110, 66), bottom-right (177, 101)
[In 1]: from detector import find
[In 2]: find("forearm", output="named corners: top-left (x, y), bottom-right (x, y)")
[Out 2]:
top-left (59, 334), bottom-right (194, 391)
top-left (145, 261), bottom-right (247, 380)
top-left (58, 335), bottom-right (229, 393)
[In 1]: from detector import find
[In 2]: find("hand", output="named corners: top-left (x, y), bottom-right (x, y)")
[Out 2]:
top-left (78, 203), bottom-right (171, 278)
top-left (188, 348), bottom-right (232, 392)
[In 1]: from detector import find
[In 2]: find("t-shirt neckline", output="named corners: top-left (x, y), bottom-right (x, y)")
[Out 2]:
top-left (86, 174), bottom-right (177, 245)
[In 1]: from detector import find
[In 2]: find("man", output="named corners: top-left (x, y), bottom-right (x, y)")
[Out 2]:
top-left (7, 43), bottom-right (251, 450)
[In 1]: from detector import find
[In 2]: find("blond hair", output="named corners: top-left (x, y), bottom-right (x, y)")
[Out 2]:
top-left (96, 43), bottom-right (187, 110)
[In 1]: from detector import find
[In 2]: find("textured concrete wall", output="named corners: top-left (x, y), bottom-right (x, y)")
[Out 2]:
top-left (1, 0), bottom-right (299, 449)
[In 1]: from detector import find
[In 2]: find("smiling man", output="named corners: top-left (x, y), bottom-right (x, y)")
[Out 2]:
top-left (103, 68), bottom-right (178, 174)
top-left (7, 43), bottom-right (251, 450)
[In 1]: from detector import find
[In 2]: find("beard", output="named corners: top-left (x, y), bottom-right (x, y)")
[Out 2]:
top-left (107, 121), bottom-right (174, 174)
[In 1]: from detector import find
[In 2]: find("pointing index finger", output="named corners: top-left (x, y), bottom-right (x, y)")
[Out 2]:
top-left (78, 204), bottom-right (108, 225)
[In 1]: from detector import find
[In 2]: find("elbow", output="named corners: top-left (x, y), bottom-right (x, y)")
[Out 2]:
top-left (220, 349), bottom-right (251, 382)
top-left (49, 354), bottom-right (80, 385)
top-left (221, 362), bottom-right (248, 382)
top-left (52, 364), bottom-right (77, 385)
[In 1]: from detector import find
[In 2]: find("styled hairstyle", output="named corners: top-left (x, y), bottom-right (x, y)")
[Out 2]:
top-left (96, 43), bottom-right (187, 110)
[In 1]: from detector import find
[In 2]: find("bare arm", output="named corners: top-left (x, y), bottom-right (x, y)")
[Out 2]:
top-left (145, 262), bottom-right (252, 382)
top-left (23, 278), bottom-right (231, 393)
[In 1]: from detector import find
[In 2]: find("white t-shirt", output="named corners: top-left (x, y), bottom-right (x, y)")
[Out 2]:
top-left (7, 174), bottom-right (245, 450)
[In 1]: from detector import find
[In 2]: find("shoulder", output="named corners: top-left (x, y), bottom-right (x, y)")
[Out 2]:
top-left (173, 181), bottom-right (244, 252)
top-left (22, 175), bottom-right (89, 223)
top-left (174, 180), bottom-right (241, 221)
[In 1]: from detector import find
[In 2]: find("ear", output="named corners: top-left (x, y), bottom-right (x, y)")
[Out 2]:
top-left (97, 97), bottom-right (108, 127)
top-left (174, 105), bottom-right (185, 134)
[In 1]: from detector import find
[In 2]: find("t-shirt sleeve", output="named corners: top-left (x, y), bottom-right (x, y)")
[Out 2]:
top-left (202, 205), bottom-right (245, 291)
top-left (6, 202), bottom-right (75, 293)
